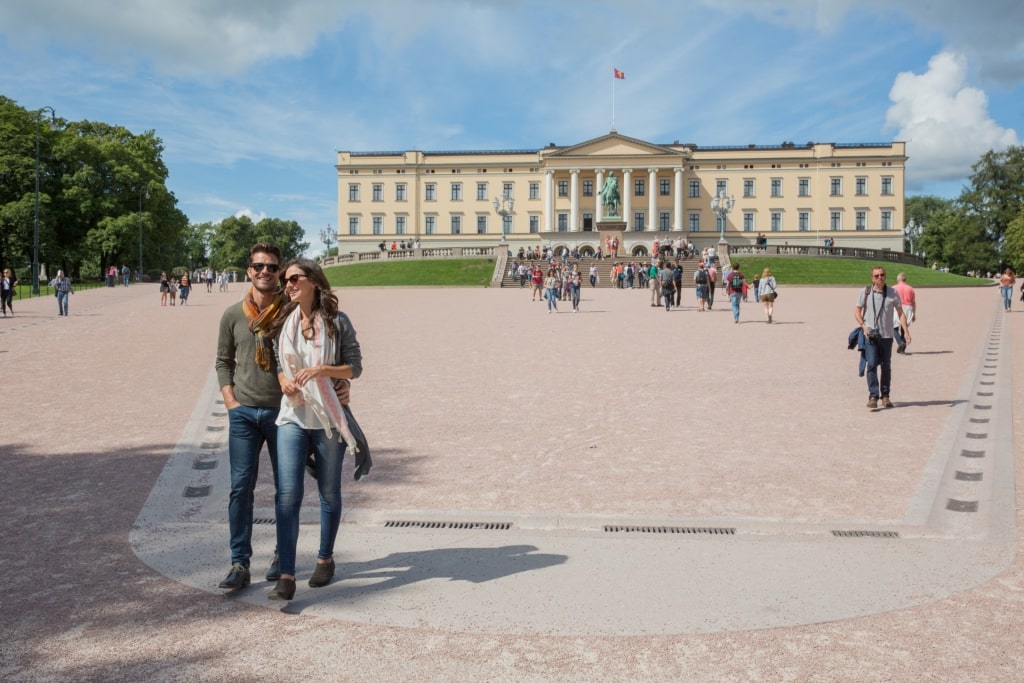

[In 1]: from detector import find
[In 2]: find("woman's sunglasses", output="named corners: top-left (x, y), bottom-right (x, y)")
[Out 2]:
top-left (249, 262), bottom-right (280, 273)
top-left (284, 274), bottom-right (308, 285)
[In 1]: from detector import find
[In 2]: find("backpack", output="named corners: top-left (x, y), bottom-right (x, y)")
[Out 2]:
top-left (730, 272), bottom-right (743, 291)
top-left (695, 269), bottom-right (708, 285)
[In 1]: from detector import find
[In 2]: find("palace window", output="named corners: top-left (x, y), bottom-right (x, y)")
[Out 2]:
top-left (743, 212), bottom-right (755, 232)
top-left (881, 210), bottom-right (893, 230)
top-left (830, 211), bottom-right (842, 230)
top-left (529, 215), bottom-right (539, 233)
top-left (396, 183), bottom-right (407, 201)
top-left (855, 177), bottom-right (867, 196)
top-left (425, 183), bottom-right (436, 201)
top-left (476, 182), bottom-right (488, 201)
top-left (716, 179), bottom-right (727, 196)
top-left (372, 184), bottom-right (383, 202)
top-left (743, 179), bottom-right (755, 198)
top-left (830, 177), bottom-right (842, 196)
top-left (502, 215), bottom-right (512, 234)
top-left (451, 215), bottom-right (461, 234)
top-left (425, 215), bottom-right (436, 235)
top-left (558, 180), bottom-right (568, 197)
top-left (855, 210), bottom-right (867, 230)
top-left (557, 213), bottom-right (568, 231)
top-left (451, 183), bottom-right (462, 201)
top-left (502, 182), bottom-right (513, 199)
top-left (634, 178), bottom-right (645, 197)
top-left (771, 178), bottom-right (782, 197)
top-left (659, 211), bottom-right (670, 230)
top-left (689, 180), bottom-right (701, 198)
top-left (633, 211), bottom-right (645, 231)
top-left (348, 216), bottom-right (359, 235)
top-left (881, 176), bottom-right (893, 195)
top-left (529, 182), bottom-right (540, 199)
top-left (798, 211), bottom-right (809, 231)
top-left (372, 216), bottom-right (383, 235)
top-left (348, 184), bottom-right (360, 202)
top-left (798, 178), bottom-right (810, 197)
top-left (688, 212), bottom-right (701, 232)
top-left (771, 211), bottom-right (781, 231)
top-left (660, 178), bottom-right (671, 196)
top-left (477, 215), bottom-right (487, 234)
top-left (583, 180), bottom-right (594, 197)
top-left (396, 216), bottom-right (406, 235)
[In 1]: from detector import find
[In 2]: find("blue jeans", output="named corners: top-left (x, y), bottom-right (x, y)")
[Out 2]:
top-left (730, 292), bottom-right (741, 321)
top-left (863, 337), bottom-right (894, 398)
top-left (227, 405), bottom-right (280, 567)
top-left (275, 422), bottom-right (346, 576)
top-left (1001, 285), bottom-right (1013, 310)
top-left (546, 288), bottom-right (558, 311)
top-left (56, 291), bottom-right (69, 315)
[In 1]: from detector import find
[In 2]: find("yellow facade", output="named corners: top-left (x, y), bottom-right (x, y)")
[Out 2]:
top-left (335, 132), bottom-right (906, 255)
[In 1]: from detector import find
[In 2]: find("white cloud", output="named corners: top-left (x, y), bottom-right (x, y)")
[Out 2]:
top-left (885, 51), bottom-right (1019, 185)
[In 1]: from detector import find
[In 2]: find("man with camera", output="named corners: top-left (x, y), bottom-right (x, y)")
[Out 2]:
top-left (855, 267), bottom-right (911, 409)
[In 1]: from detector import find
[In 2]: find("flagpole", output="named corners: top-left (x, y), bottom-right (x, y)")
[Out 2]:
top-left (611, 73), bottom-right (616, 131)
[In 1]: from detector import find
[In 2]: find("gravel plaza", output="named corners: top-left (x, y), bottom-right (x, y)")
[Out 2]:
top-left (2, 279), bottom-right (1023, 681)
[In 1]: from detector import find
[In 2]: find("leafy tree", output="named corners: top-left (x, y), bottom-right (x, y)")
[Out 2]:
top-left (207, 215), bottom-right (309, 271)
top-left (960, 146), bottom-right (1024, 245)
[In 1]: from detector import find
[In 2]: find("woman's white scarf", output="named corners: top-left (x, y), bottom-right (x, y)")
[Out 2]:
top-left (278, 308), bottom-right (356, 448)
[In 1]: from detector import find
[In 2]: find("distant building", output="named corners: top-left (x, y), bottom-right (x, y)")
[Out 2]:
top-left (335, 131), bottom-right (906, 256)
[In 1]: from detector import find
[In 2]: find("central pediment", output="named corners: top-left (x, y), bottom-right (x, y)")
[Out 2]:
top-left (542, 132), bottom-right (687, 161)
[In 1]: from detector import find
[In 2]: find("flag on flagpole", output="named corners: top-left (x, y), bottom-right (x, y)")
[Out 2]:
top-left (613, 68), bottom-right (625, 80)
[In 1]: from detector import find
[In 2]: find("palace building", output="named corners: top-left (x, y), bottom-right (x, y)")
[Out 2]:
top-left (334, 131), bottom-right (906, 256)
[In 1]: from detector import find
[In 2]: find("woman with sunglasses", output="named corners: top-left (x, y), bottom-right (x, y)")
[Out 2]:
top-left (267, 259), bottom-right (362, 600)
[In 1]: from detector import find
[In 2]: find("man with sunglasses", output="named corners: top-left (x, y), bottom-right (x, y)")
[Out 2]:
top-left (214, 244), bottom-right (352, 590)
top-left (854, 267), bottom-right (911, 410)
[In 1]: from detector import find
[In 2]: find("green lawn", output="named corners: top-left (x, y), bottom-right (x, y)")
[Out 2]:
top-left (325, 258), bottom-right (496, 287)
top-left (718, 257), bottom-right (988, 287)
top-left (322, 256), bottom-right (989, 288)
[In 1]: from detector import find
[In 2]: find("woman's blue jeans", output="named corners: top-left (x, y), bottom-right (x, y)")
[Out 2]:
top-left (274, 422), bottom-right (346, 576)
top-left (56, 291), bottom-right (69, 315)
top-left (546, 287), bottom-right (558, 311)
top-left (1001, 285), bottom-right (1013, 310)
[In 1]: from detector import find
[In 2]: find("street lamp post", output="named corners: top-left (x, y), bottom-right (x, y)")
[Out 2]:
top-left (320, 224), bottom-right (336, 260)
top-left (493, 195), bottom-right (514, 242)
top-left (32, 106), bottom-right (57, 294)
top-left (138, 187), bottom-right (149, 282)
top-left (710, 189), bottom-right (735, 245)
top-left (904, 218), bottom-right (922, 256)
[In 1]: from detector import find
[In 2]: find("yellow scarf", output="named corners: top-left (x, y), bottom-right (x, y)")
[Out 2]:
top-left (241, 287), bottom-right (284, 371)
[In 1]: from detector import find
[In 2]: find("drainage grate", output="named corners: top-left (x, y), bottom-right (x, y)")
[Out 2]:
top-left (200, 442), bottom-right (221, 450)
top-left (831, 530), bottom-right (899, 538)
top-left (980, 381), bottom-right (995, 386)
top-left (192, 460), bottom-right (217, 470)
top-left (969, 417), bottom-right (989, 424)
top-left (955, 471), bottom-right (983, 481)
top-left (253, 517), bottom-right (276, 525)
top-left (384, 520), bottom-right (512, 530)
top-left (183, 485), bottom-right (211, 498)
top-left (976, 392), bottom-right (994, 397)
top-left (206, 425), bottom-right (225, 431)
top-left (603, 525), bottom-right (736, 535)
top-left (947, 499), bottom-right (979, 513)
top-left (966, 432), bottom-right (988, 439)
top-left (973, 404), bottom-right (992, 410)
top-left (961, 449), bottom-right (986, 458)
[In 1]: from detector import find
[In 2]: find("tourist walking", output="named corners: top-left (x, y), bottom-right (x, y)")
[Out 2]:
top-left (179, 272), bottom-right (192, 305)
top-left (1, 268), bottom-right (17, 317)
top-left (999, 268), bottom-right (1015, 312)
top-left (49, 270), bottom-right (74, 316)
top-left (694, 262), bottom-right (709, 312)
top-left (544, 268), bottom-right (559, 313)
top-left (757, 268), bottom-right (778, 323)
top-left (854, 266), bottom-right (911, 410)
top-left (159, 272), bottom-right (170, 306)
top-left (727, 263), bottom-right (745, 323)
top-left (892, 272), bottom-right (916, 353)
top-left (268, 258), bottom-right (363, 600)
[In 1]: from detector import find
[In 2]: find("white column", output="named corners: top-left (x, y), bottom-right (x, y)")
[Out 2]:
top-left (595, 169), bottom-right (605, 222)
top-left (544, 170), bottom-right (554, 232)
top-left (673, 168), bottom-right (684, 231)
top-left (622, 169), bottom-right (632, 227)
top-left (648, 168), bottom-right (657, 232)
top-left (570, 169), bottom-right (580, 232)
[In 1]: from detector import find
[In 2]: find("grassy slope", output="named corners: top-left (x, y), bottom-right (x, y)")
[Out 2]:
top-left (323, 256), bottom-right (989, 288)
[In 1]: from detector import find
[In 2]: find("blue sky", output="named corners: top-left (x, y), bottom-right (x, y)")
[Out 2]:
top-left (1, 0), bottom-right (1021, 255)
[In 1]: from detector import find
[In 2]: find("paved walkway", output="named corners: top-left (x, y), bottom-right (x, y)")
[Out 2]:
top-left (2, 280), bottom-right (1022, 680)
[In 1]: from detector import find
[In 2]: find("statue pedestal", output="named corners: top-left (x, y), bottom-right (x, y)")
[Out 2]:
top-left (597, 221), bottom-right (626, 258)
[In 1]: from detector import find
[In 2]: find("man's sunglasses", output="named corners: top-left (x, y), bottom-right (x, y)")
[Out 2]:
top-left (249, 263), bottom-right (280, 273)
